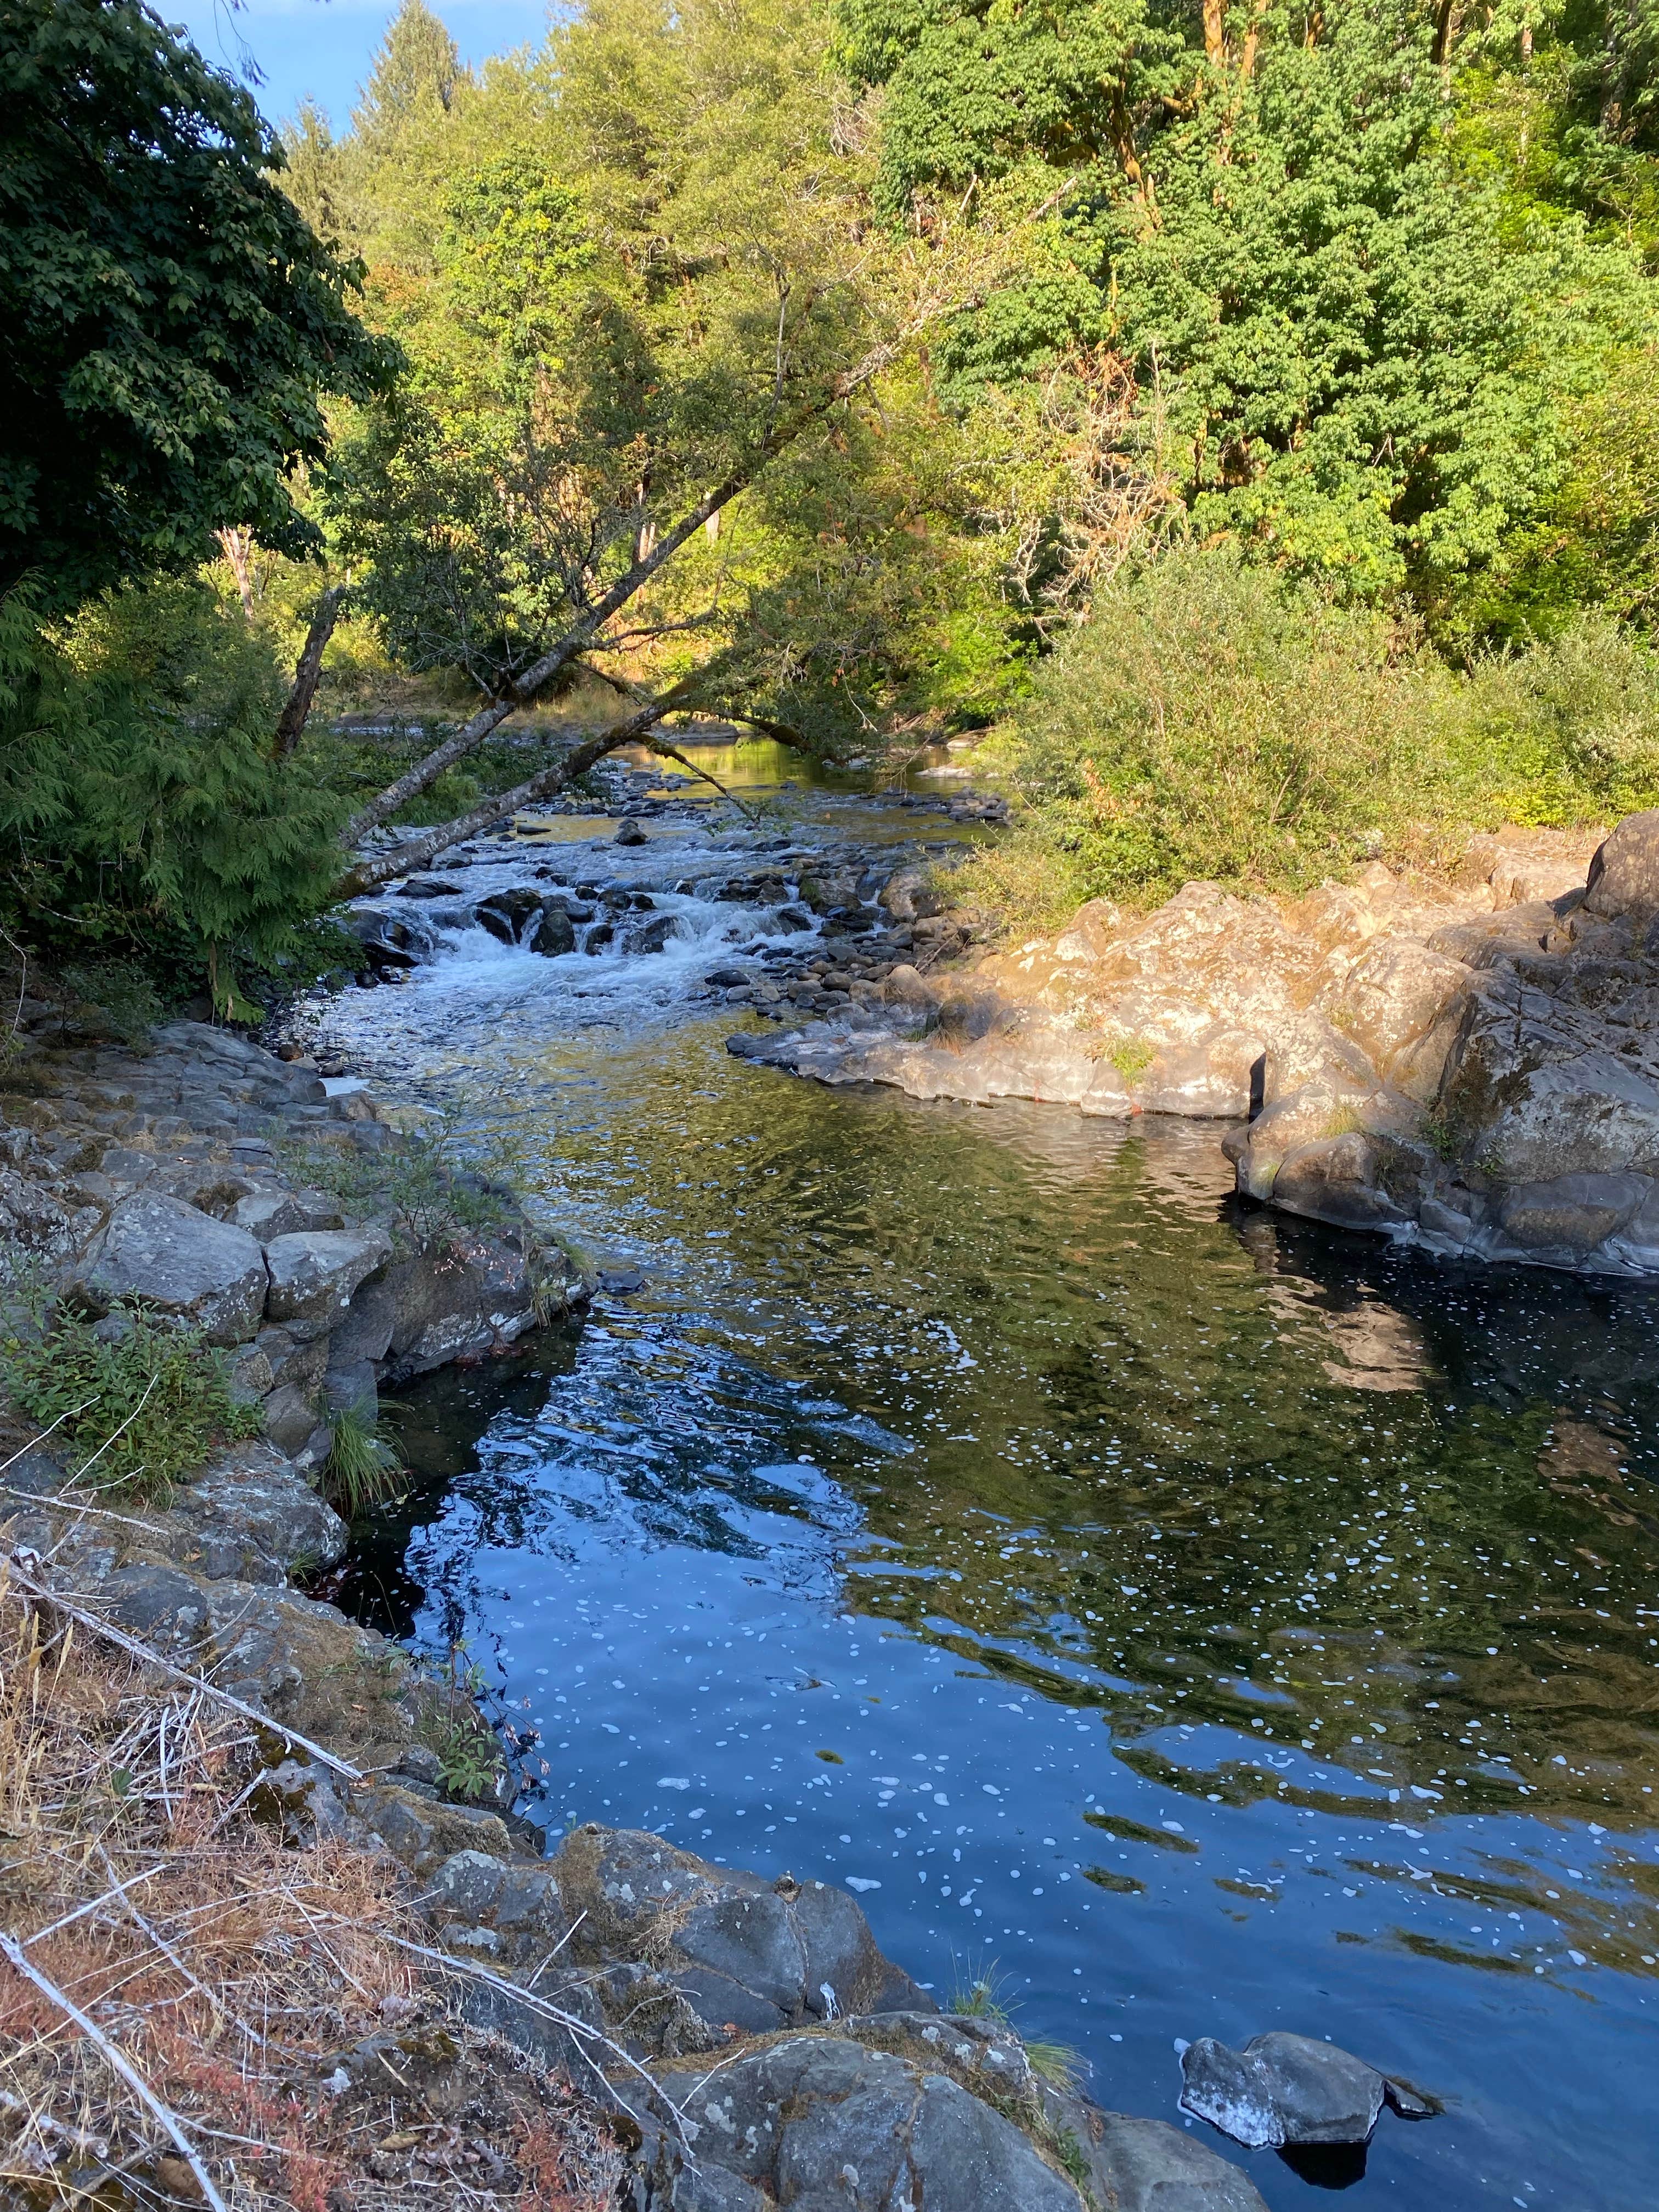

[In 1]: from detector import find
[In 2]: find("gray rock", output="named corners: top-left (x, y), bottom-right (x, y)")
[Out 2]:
top-left (628, 915), bottom-right (676, 955)
top-left (323, 1358), bottom-right (378, 1419)
top-left (531, 905), bottom-right (577, 956)
top-left (560, 1828), bottom-right (933, 2040)
top-left (261, 1380), bottom-right (324, 1455)
top-left (174, 1442), bottom-right (347, 1577)
top-left (1180, 2031), bottom-right (1390, 2149)
top-left (0, 1166), bottom-right (90, 1261)
top-left (616, 820), bottom-right (649, 847)
top-left (1057, 2106), bottom-right (1271, 2211)
top-left (642, 2037), bottom-right (1084, 2212)
top-left (231, 1188), bottom-right (344, 1239)
top-left (75, 1192), bottom-right (267, 1344)
top-left (263, 1225), bottom-right (393, 1339)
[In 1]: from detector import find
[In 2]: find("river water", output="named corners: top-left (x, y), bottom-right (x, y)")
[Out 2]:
top-left (314, 756), bottom-right (1659, 2212)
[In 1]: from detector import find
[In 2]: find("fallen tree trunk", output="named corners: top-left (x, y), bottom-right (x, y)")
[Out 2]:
top-left (335, 685), bottom-right (694, 898)
top-left (343, 325), bottom-right (921, 843)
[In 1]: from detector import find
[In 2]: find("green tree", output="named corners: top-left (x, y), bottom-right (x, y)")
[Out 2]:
top-left (0, 0), bottom-right (393, 610)
top-left (320, 0), bottom-right (1015, 888)
top-left (837, 0), bottom-right (1658, 628)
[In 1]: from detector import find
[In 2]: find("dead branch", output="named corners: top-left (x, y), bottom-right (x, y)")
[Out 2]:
top-left (2, 1556), bottom-right (365, 1782)
top-left (0, 1929), bottom-right (230, 2212)
top-left (647, 740), bottom-right (758, 822)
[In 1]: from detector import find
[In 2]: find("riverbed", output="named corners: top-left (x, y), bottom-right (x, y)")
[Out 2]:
top-left (314, 757), bottom-right (1659, 2212)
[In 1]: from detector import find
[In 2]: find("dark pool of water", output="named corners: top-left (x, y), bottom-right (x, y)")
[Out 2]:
top-left (319, 837), bottom-right (1659, 2212)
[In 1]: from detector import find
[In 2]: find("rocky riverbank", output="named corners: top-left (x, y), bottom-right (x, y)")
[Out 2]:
top-left (1, 996), bottom-right (1302, 2210)
top-left (738, 810), bottom-right (1659, 1278)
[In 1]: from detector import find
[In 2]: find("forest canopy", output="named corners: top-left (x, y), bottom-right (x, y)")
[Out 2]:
top-left (5, 0), bottom-right (1659, 1016)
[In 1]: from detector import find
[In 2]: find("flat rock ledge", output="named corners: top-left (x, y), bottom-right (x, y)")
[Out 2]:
top-left (733, 815), bottom-right (1659, 1278)
top-left (1, 1017), bottom-right (586, 1469)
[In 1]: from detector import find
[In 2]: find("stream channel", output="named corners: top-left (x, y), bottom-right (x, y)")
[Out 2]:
top-left (312, 743), bottom-right (1658, 2211)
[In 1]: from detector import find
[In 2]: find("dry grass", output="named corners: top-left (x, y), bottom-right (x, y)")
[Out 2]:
top-left (0, 1561), bottom-right (622, 2211)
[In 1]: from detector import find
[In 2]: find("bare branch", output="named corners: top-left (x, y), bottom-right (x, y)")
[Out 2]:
top-left (647, 739), bottom-right (758, 822)
top-left (0, 1931), bottom-right (230, 2212)
top-left (3, 1556), bottom-right (365, 1782)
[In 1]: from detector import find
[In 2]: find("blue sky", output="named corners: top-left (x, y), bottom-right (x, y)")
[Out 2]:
top-left (167, 0), bottom-right (552, 132)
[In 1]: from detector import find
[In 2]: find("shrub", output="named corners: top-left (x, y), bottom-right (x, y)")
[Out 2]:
top-left (323, 1403), bottom-right (406, 1516)
top-left (0, 1305), bottom-right (262, 1498)
top-left (970, 546), bottom-right (1659, 925)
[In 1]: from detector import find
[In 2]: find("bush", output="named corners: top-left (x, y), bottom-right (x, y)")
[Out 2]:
top-left (0, 1305), bottom-right (262, 1499)
top-left (971, 546), bottom-right (1659, 924)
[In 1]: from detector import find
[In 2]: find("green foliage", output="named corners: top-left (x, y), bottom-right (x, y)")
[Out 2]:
top-left (307, 0), bottom-right (1024, 748)
top-left (323, 1403), bottom-right (406, 1516)
top-left (0, 0), bottom-right (393, 611)
top-left (977, 545), bottom-right (1659, 915)
top-left (0, 579), bottom-right (351, 1012)
top-left (839, 0), bottom-right (1659, 634)
top-left (0, 1304), bottom-right (262, 1500)
top-left (278, 1127), bottom-right (512, 1257)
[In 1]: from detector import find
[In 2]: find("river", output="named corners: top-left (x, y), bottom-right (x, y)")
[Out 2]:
top-left (311, 748), bottom-right (1659, 2211)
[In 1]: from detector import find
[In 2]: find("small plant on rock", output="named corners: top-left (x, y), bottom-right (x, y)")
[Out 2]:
top-left (0, 1302), bottom-right (261, 1498)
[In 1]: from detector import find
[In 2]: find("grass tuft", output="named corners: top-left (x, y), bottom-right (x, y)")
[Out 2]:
top-left (321, 1403), bottom-right (406, 1517)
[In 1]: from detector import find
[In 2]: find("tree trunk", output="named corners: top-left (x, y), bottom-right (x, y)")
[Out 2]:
top-left (344, 325), bottom-right (924, 842)
top-left (217, 527), bottom-right (256, 618)
top-left (336, 684), bottom-right (698, 899)
top-left (274, 584), bottom-right (347, 761)
top-left (1203, 0), bottom-right (1226, 65)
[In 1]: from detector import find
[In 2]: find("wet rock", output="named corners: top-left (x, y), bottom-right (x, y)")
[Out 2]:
top-left (399, 875), bottom-right (464, 899)
top-left (628, 915), bottom-right (677, 955)
top-left (531, 905), bottom-right (577, 956)
top-left (616, 820), bottom-right (649, 847)
top-left (1178, 2030), bottom-right (1421, 2149)
top-left (74, 1192), bottom-right (268, 1344)
top-left (263, 1225), bottom-right (393, 1340)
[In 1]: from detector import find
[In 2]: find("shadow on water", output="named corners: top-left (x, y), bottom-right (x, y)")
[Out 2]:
top-left (321, 917), bottom-right (1659, 2212)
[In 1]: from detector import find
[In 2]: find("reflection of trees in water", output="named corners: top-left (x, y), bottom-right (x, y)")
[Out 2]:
top-left (809, 1132), bottom-right (1659, 1836)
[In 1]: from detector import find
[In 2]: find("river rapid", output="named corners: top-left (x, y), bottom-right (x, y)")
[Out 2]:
top-left (311, 748), bottom-right (1658, 2212)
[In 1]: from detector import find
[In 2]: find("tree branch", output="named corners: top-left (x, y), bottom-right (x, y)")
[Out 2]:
top-left (336, 679), bottom-right (701, 898)
top-left (273, 584), bottom-right (347, 761)
top-left (344, 319), bottom-right (942, 841)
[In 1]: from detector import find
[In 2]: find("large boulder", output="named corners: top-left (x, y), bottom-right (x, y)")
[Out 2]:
top-left (74, 1192), bottom-right (267, 1343)
top-left (555, 1827), bottom-right (932, 2039)
top-left (1328, 938), bottom-right (1471, 1086)
top-left (1179, 2031), bottom-right (1431, 2151)
top-left (262, 1225), bottom-right (394, 1340)
top-left (1584, 809), bottom-right (1659, 919)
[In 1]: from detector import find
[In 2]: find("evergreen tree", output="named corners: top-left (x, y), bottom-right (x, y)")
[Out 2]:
top-left (352, 0), bottom-right (466, 155)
